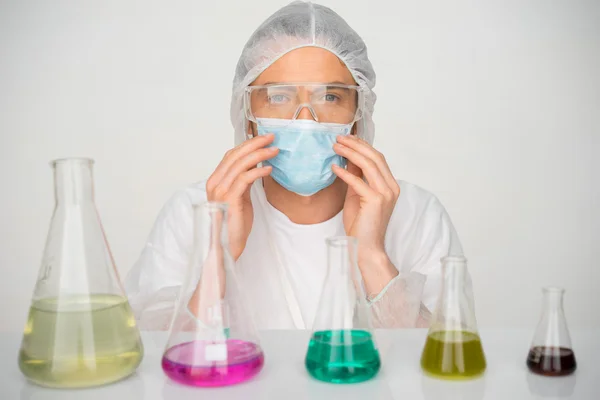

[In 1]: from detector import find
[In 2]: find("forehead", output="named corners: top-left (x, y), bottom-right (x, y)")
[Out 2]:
top-left (252, 47), bottom-right (356, 86)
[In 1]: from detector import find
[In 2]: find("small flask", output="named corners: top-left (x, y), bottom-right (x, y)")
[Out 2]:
top-left (526, 287), bottom-right (577, 376)
top-left (420, 256), bottom-right (486, 380)
top-left (18, 158), bottom-right (143, 388)
top-left (305, 236), bottom-right (381, 384)
top-left (161, 202), bottom-right (264, 387)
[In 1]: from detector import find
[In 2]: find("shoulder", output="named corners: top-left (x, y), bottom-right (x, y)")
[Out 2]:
top-left (160, 180), bottom-right (209, 213)
top-left (149, 180), bottom-right (209, 234)
top-left (390, 180), bottom-right (458, 242)
top-left (391, 179), bottom-right (463, 256)
top-left (395, 180), bottom-right (446, 216)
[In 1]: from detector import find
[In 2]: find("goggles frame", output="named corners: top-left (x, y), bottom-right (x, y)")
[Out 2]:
top-left (243, 82), bottom-right (365, 126)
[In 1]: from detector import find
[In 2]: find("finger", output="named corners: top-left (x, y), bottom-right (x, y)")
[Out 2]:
top-left (217, 147), bottom-right (279, 192)
top-left (333, 143), bottom-right (389, 193)
top-left (208, 134), bottom-right (275, 187)
top-left (226, 166), bottom-right (273, 199)
top-left (345, 159), bottom-right (361, 177)
top-left (337, 135), bottom-right (398, 191)
top-left (332, 164), bottom-right (378, 199)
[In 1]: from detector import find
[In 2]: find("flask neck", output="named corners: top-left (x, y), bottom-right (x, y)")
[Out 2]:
top-left (326, 237), bottom-right (359, 280)
top-left (194, 205), bottom-right (227, 247)
top-left (190, 202), bottom-right (230, 275)
top-left (441, 257), bottom-right (468, 297)
top-left (541, 288), bottom-right (565, 314)
top-left (52, 159), bottom-right (95, 205)
top-left (430, 256), bottom-right (479, 333)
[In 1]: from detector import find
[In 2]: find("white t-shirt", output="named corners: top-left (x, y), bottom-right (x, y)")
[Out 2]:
top-left (124, 180), bottom-right (463, 330)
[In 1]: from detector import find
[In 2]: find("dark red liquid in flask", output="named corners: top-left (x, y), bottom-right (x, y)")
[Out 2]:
top-left (526, 346), bottom-right (576, 376)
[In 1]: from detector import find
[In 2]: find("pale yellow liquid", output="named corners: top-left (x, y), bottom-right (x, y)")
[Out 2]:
top-left (18, 294), bottom-right (143, 388)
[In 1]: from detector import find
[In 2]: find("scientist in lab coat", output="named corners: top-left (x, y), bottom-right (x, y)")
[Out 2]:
top-left (125, 1), bottom-right (463, 330)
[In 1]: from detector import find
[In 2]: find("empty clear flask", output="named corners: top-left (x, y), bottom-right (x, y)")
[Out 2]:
top-left (161, 202), bottom-right (264, 387)
top-left (305, 236), bottom-right (381, 384)
top-left (18, 158), bottom-right (143, 388)
top-left (420, 256), bottom-right (486, 380)
top-left (526, 287), bottom-right (577, 376)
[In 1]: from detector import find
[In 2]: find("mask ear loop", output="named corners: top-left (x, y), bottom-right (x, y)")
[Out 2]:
top-left (244, 88), bottom-right (256, 140)
top-left (246, 120), bottom-right (254, 140)
top-left (350, 88), bottom-right (365, 138)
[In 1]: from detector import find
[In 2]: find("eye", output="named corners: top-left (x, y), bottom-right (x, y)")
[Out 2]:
top-left (268, 94), bottom-right (289, 104)
top-left (324, 94), bottom-right (338, 102)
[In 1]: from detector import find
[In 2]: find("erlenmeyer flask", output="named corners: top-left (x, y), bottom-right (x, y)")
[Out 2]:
top-left (305, 236), bottom-right (381, 384)
top-left (161, 202), bottom-right (264, 387)
top-left (420, 256), bottom-right (486, 380)
top-left (18, 158), bottom-right (143, 388)
top-left (526, 287), bottom-right (577, 376)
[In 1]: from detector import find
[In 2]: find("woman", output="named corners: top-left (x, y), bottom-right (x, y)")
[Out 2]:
top-left (125, 1), bottom-right (463, 330)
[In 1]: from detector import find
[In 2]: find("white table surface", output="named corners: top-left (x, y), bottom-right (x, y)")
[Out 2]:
top-left (1, 329), bottom-right (598, 400)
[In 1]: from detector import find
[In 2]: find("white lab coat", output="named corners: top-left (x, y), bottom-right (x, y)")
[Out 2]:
top-left (124, 180), bottom-right (463, 330)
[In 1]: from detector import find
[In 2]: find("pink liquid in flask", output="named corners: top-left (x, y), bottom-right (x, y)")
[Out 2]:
top-left (161, 340), bottom-right (264, 387)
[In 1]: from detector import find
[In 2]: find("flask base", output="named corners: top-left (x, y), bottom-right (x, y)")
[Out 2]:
top-left (19, 350), bottom-right (142, 389)
top-left (18, 294), bottom-right (143, 388)
top-left (305, 329), bottom-right (381, 384)
top-left (526, 346), bottom-right (577, 377)
top-left (161, 340), bottom-right (264, 387)
top-left (420, 330), bottom-right (486, 380)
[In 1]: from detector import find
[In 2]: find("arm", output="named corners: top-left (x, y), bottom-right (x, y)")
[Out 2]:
top-left (362, 197), bottom-right (463, 328)
top-left (124, 188), bottom-right (196, 330)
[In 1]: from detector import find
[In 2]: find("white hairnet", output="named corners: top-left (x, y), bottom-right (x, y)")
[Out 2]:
top-left (230, 1), bottom-right (377, 146)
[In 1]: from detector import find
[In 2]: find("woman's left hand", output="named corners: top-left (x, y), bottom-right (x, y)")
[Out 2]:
top-left (332, 135), bottom-right (400, 290)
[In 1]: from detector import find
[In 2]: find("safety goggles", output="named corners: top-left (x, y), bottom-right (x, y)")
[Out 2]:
top-left (244, 83), bottom-right (364, 126)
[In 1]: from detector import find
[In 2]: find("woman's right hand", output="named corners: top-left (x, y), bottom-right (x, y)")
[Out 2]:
top-left (206, 133), bottom-right (278, 261)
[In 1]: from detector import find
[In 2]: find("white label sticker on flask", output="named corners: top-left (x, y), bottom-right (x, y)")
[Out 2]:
top-left (205, 343), bottom-right (227, 361)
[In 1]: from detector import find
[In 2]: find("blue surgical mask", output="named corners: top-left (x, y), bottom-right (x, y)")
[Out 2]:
top-left (255, 118), bottom-right (353, 196)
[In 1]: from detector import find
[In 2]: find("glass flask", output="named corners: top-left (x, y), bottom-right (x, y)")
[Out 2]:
top-left (305, 236), bottom-right (381, 384)
top-left (526, 287), bottom-right (577, 376)
top-left (420, 256), bottom-right (486, 380)
top-left (161, 202), bottom-right (264, 387)
top-left (18, 158), bottom-right (143, 388)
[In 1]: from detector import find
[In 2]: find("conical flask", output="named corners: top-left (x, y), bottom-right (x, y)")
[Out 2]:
top-left (18, 158), bottom-right (143, 388)
top-left (526, 287), bottom-right (577, 376)
top-left (161, 202), bottom-right (264, 387)
top-left (420, 256), bottom-right (486, 380)
top-left (305, 236), bottom-right (381, 384)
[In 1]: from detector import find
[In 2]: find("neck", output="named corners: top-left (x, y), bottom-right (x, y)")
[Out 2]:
top-left (262, 176), bottom-right (346, 224)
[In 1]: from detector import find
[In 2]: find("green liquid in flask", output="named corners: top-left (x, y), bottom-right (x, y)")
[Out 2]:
top-left (420, 330), bottom-right (486, 380)
top-left (19, 294), bottom-right (143, 388)
top-left (305, 329), bottom-right (381, 384)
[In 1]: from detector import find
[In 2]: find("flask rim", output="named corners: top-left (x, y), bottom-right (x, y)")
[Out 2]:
top-left (50, 157), bottom-right (95, 167)
top-left (326, 236), bottom-right (358, 248)
top-left (542, 286), bottom-right (565, 293)
top-left (193, 201), bottom-right (229, 211)
top-left (440, 255), bottom-right (468, 264)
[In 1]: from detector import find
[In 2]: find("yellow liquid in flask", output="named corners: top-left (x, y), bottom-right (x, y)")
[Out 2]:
top-left (420, 330), bottom-right (486, 380)
top-left (19, 294), bottom-right (143, 388)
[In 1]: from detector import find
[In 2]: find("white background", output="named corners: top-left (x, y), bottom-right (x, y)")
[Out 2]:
top-left (0, 0), bottom-right (598, 331)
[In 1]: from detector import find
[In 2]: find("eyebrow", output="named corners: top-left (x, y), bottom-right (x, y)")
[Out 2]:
top-left (258, 81), bottom-right (354, 86)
